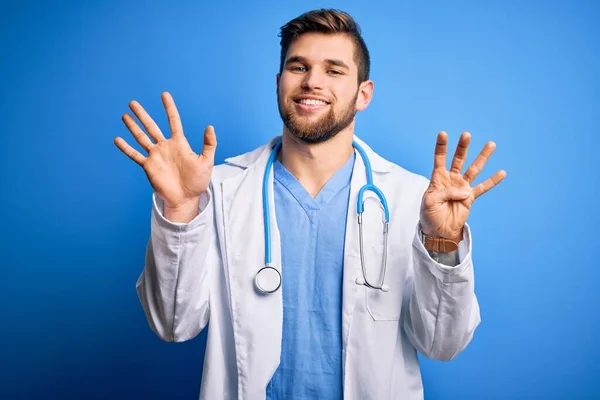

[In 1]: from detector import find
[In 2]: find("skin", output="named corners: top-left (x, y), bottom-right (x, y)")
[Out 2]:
top-left (114, 32), bottom-right (506, 243)
top-left (114, 93), bottom-right (217, 222)
top-left (275, 32), bottom-right (373, 197)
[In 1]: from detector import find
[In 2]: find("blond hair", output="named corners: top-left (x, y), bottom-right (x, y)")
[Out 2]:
top-left (278, 9), bottom-right (371, 83)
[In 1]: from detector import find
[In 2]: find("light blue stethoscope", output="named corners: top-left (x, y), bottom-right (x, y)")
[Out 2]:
top-left (254, 140), bottom-right (391, 294)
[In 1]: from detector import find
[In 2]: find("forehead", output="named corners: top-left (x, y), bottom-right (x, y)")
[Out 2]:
top-left (285, 32), bottom-right (356, 68)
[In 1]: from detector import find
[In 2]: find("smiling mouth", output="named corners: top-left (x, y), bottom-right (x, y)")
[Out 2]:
top-left (293, 98), bottom-right (330, 113)
top-left (295, 98), bottom-right (329, 106)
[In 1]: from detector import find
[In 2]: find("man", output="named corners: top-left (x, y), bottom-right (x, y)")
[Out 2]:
top-left (114, 9), bottom-right (505, 400)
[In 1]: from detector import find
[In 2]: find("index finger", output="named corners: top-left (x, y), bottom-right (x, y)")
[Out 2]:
top-left (433, 131), bottom-right (448, 170)
top-left (161, 92), bottom-right (183, 138)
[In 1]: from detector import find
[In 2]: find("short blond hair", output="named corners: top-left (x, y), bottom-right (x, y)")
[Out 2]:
top-left (278, 9), bottom-right (371, 83)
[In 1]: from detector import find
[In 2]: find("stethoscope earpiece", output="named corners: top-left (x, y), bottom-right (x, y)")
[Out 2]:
top-left (355, 276), bottom-right (390, 292)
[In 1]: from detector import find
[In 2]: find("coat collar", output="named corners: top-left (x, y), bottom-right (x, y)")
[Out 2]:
top-left (224, 135), bottom-right (395, 173)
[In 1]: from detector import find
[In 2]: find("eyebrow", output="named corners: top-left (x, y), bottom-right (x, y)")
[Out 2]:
top-left (285, 56), bottom-right (350, 70)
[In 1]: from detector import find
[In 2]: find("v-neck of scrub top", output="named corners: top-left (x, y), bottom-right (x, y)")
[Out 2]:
top-left (272, 151), bottom-right (356, 216)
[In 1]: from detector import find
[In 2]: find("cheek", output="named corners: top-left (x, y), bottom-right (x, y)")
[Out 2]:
top-left (334, 87), bottom-right (357, 108)
top-left (279, 74), bottom-right (298, 95)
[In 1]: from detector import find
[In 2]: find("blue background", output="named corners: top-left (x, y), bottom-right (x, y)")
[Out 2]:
top-left (1, 0), bottom-right (598, 399)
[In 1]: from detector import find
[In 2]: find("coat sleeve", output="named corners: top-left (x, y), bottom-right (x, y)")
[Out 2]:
top-left (402, 221), bottom-right (481, 361)
top-left (135, 189), bottom-right (215, 342)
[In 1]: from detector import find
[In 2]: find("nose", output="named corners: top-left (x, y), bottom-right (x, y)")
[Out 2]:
top-left (301, 69), bottom-right (325, 91)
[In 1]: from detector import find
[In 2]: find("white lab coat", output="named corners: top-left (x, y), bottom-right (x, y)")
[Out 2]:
top-left (136, 135), bottom-right (480, 400)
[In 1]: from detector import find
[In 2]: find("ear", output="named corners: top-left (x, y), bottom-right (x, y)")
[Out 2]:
top-left (355, 80), bottom-right (374, 112)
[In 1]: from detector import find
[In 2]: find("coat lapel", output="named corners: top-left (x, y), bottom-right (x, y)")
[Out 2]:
top-left (220, 137), bottom-right (283, 399)
top-left (341, 147), bottom-right (364, 367)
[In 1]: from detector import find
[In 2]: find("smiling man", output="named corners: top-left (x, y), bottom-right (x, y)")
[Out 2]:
top-left (116, 8), bottom-right (506, 400)
top-left (277, 34), bottom-right (365, 145)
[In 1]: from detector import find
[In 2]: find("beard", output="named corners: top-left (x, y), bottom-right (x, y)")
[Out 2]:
top-left (277, 90), bottom-right (358, 144)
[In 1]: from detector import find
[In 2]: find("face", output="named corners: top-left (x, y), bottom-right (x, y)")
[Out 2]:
top-left (276, 32), bottom-right (373, 144)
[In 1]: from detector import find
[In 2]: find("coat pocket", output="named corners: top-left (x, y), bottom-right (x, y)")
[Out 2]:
top-left (361, 244), bottom-right (408, 322)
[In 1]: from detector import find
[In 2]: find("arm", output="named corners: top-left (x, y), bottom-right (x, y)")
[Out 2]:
top-left (403, 130), bottom-right (505, 360)
top-left (402, 222), bottom-right (480, 361)
top-left (135, 189), bottom-right (214, 342)
top-left (113, 92), bottom-right (218, 343)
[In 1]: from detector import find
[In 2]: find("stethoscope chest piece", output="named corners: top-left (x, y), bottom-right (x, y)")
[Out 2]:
top-left (255, 265), bottom-right (282, 294)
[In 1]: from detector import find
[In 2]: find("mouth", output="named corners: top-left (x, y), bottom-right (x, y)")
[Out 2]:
top-left (293, 96), bottom-right (330, 113)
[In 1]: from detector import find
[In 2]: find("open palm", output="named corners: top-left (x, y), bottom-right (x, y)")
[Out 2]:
top-left (420, 131), bottom-right (506, 240)
top-left (114, 92), bottom-right (217, 209)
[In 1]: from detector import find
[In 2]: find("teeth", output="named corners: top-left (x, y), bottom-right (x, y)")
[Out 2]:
top-left (299, 99), bottom-right (327, 106)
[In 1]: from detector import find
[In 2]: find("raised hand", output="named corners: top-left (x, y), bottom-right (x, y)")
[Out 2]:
top-left (420, 131), bottom-right (506, 241)
top-left (114, 92), bottom-right (217, 219)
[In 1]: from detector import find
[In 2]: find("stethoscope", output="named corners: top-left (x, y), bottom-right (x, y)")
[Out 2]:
top-left (254, 140), bottom-right (391, 294)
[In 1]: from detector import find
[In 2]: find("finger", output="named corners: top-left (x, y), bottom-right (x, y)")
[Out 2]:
top-left (433, 131), bottom-right (448, 170)
top-left (463, 141), bottom-right (496, 184)
top-left (450, 132), bottom-right (471, 174)
top-left (473, 170), bottom-right (507, 199)
top-left (441, 186), bottom-right (471, 202)
top-left (201, 125), bottom-right (217, 163)
top-left (128, 100), bottom-right (166, 143)
top-left (122, 113), bottom-right (155, 152)
top-left (161, 92), bottom-right (184, 138)
top-left (114, 137), bottom-right (147, 166)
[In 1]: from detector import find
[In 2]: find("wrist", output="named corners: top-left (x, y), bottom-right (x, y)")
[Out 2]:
top-left (421, 227), bottom-right (463, 243)
top-left (164, 197), bottom-right (200, 223)
top-left (421, 227), bottom-right (463, 253)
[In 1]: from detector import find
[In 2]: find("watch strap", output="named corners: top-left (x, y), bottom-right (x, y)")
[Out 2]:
top-left (422, 233), bottom-right (461, 252)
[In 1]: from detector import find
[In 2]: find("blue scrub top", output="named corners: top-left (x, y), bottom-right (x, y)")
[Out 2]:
top-left (266, 152), bottom-right (356, 400)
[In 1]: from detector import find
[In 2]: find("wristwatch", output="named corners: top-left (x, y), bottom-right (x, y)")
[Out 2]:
top-left (422, 232), bottom-right (462, 253)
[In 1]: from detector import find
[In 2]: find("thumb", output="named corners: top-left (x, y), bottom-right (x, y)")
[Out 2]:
top-left (201, 125), bottom-right (217, 163)
top-left (442, 186), bottom-right (471, 201)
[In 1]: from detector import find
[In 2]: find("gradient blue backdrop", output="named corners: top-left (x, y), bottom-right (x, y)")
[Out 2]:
top-left (1, 0), bottom-right (598, 399)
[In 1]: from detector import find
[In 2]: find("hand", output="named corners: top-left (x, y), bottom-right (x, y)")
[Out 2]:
top-left (114, 92), bottom-right (217, 210)
top-left (420, 131), bottom-right (506, 240)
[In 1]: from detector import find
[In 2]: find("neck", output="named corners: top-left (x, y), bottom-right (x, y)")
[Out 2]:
top-left (278, 126), bottom-right (355, 197)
